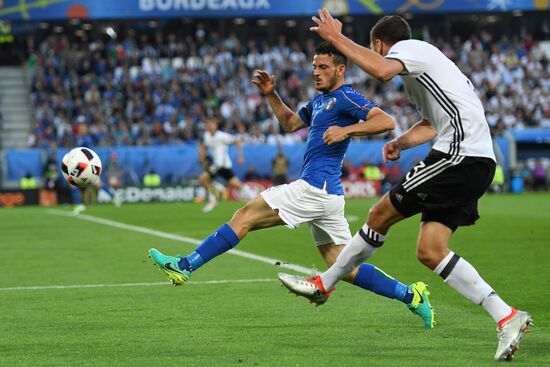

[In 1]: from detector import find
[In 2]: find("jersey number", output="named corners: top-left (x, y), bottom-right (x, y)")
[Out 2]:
top-left (405, 161), bottom-right (426, 182)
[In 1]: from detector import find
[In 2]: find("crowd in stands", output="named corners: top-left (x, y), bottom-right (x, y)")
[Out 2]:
top-left (25, 24), bottom-right (549, 150)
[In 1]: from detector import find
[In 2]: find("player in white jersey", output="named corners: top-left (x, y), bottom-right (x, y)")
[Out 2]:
top-left (199, 118), bottom-right (244, 213)
top-left (279, 10), bottom-right (532, 361)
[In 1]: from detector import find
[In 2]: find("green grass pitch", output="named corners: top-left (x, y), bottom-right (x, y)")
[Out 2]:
top-left (1, 193), bottom-right (549, 366)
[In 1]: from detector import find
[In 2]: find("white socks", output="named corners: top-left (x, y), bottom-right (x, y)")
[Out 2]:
top-left (483, 292), bottom-right (513, 323)
top-left (320, 224), bottom-right (385, 290)
top-left (434, 251), bottom-right (512, 323)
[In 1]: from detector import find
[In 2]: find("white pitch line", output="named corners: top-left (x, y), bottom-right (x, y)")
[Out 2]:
top-left (0, 278), bottom-right (278, 292)
top-left (47, 209), bottom-right (311, 274)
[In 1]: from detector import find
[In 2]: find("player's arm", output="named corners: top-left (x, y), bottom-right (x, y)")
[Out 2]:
top-left (252, 70), bottom-right (307, 133)
top-left (323, 107), bottom-right (395, 145)
top-left (311, 8), bottom-right (403, 81)
top-left (265, 92), bottom-right (305, 133)
top-left (396, 119), bottom-right (437, 149)
top-left (383, 119), bottom-right (437, 163)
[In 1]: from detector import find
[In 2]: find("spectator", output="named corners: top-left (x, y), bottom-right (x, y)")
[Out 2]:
top-left (43, 151), bottom-right (60, 190)
top-left (143, 170), bottom-right (161, 187)
top-left (489, 164), bottom-right (505, 193)
top-left (533, 159), bottom-right (548, 191)
top-left (271, 146), bottom-right (288, 185)
top-left (519, 161), bottom-right (534, 191)
top-left (106, 152), bottom-right (123, 188)
top-left (20, 172), bottom-right (38, 189)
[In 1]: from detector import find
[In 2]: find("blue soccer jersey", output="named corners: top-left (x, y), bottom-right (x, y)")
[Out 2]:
top-left (298, 84), bottom-right (377, 195)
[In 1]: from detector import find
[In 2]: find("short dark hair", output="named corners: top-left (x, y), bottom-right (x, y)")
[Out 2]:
top-left (314, 41), bottom-right (347, 67)
top-left (370, 15), bottom-right (411, 45)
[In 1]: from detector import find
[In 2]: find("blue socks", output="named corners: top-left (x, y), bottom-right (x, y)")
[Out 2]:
top-left (70, 187), bottom-right (82, 204)
top-left (178, 224), bottom-right (240, 272)
top-left (394, 282), bottom-right (413, 304)
top-left (352, 263), bottom-right (414, 304)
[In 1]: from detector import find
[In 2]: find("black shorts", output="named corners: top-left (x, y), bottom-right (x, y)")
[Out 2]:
top-left (208, 167), bottom-right (236, 182)
top-left (389, 149), bottom-right (496, 231)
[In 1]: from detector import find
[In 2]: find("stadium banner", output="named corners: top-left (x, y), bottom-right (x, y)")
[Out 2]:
top-left (97, 184), bottom-right (205, 204)
top-left (228, 178), bottom-right (380, 200)
top-left (228, 179), bottom-right (272, 201)
top-left (0, 189), bottom-right (39, 207)
top-left (342, 178), bottom-right (380, 198)
top-left (94, 178), bottom-right (379, 205)
top-left (1, 0), bottom-right (547, 21)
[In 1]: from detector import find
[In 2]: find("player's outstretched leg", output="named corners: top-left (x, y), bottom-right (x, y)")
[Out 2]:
top-left (149, 223), bottom-right (240, 285)
top-left (279, 264), bottom-right (435, 329)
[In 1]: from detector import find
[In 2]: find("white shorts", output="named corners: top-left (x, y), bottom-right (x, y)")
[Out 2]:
top-left (260, 179), bottom-right (352, 246)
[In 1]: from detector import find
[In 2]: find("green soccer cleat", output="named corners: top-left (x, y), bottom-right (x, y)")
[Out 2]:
top-left (149, 248), bottom-right (191, 286)
top-left (407, 281), bottom-right (436, 329)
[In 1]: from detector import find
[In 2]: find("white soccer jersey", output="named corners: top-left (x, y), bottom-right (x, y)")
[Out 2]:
top-left (203, 130), bottom-right (236, 169)
top-left (386, 39), bottom-right (496, 160)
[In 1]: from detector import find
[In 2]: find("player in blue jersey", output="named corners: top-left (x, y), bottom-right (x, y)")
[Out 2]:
top-left (149, 42), bottom-right (435, 328)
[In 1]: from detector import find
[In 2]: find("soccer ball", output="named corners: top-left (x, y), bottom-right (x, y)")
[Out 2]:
top-left (61, 147), bottom-right (102, 187)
